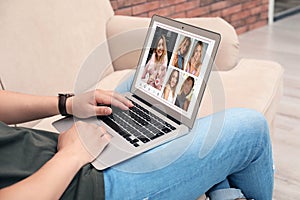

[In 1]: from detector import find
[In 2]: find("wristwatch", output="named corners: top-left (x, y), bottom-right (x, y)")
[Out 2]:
top-left (58, 93), bottom-right (74, 116)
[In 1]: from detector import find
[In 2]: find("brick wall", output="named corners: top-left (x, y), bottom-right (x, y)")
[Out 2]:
top-left (110, 0), bottom-right (269, 34)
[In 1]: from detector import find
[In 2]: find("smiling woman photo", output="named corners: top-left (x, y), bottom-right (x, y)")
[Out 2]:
top-left (185, 41), bottom-right (203, 77)
top-left (172, 36), bottom-right (191, 70)
top-left (162, 69), bottom-right (180, 103)
top-left (141, 34), bottom-right (168, 90)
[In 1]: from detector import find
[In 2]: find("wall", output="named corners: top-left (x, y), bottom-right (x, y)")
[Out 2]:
top-left (110, 0), bottom-right (269, 34)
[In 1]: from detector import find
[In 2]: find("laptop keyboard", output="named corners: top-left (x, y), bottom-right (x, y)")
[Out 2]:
top-left (99, 101), bottom-right (176, 148)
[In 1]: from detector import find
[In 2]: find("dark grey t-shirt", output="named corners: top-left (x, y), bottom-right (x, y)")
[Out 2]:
top-left (0, 122), bottom-right (105, 200)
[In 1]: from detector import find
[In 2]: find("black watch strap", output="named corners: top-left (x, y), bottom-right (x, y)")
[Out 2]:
top-left (58, 93), bottom-right (74, 116)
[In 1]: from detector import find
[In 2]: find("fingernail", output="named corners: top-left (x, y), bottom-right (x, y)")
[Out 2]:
top-left (106, 107), bottom-right (112, 114)
top-left (128, 101), bottom-right (134, 107)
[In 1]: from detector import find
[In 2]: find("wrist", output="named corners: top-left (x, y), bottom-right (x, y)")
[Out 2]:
top-left (58, 93), bottom-right (74, 116)
top-left (56, 148), bottom-right (87, 169)
top-left (66, 97), bottom-right (73, 116)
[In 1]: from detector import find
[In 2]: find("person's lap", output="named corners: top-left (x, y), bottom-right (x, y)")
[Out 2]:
top-left (103, 74), bottom-right (274, 200)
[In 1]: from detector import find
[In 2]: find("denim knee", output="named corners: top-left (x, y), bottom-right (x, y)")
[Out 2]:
top-left (197, 108), bottom-right (270, 161)
top-left (224, 108), bottom-right (272, 167)
top-left (225, 108), bottom-right (270, 141)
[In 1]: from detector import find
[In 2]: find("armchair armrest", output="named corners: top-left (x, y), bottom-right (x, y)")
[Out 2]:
top-left (176, 17), bottom-right (239, 71)
top-left (106, 16), bottom-right (151, 71)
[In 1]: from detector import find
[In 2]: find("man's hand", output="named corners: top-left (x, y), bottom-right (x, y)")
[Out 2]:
top-left (66, 89), bottom-right (134, 119)
top-left (57, 121), bottom-right (111, 166)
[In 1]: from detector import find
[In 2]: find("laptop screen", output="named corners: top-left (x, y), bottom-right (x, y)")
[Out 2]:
top-left (132, 15), bottom-right (220, 127)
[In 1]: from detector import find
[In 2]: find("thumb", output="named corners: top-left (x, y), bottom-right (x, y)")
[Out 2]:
top-left (91, 130), bottom-right (111, 161)
top-left (77, 124), bottom-right (111, 161)
top-left (98, 133), bottom-right (111, 153)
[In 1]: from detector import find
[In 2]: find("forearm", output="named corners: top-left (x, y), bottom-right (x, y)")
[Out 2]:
top-left (0, 90), bottom-right (60, 124)
top-left (0, 150), bottom-right (83, 200)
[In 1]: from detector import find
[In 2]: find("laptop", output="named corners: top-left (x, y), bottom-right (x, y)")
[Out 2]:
top-left (53, 15), bottom-right (221, 170)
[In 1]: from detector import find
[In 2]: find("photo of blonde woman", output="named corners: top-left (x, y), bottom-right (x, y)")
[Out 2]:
top-left (172, 36), bottom-right (191, 70)
top-left (162, 69), bottom-right (179, 103)
top-left (141, 34), bottom-right (168, 90)
top-left (185, 41), bottom-right (203, 77)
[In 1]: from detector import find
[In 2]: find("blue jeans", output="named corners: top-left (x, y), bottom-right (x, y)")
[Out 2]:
top-left (103, 74), bottom-right (274, 200)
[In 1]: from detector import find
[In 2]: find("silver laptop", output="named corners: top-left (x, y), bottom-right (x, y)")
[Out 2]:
top-left (53, 15), bottom-right (221, 170)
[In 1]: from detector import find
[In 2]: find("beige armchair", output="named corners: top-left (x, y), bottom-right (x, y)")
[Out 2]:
top-left (0, 1), bottom-right (283, 133)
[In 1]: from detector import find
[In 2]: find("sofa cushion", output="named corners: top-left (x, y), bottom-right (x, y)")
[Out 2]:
top-left (198, 58), bottom-right (283, 127)
top-left (0, 0), bottom-right (114, 96)
top-left (106, 16), bottom-right (239, 72)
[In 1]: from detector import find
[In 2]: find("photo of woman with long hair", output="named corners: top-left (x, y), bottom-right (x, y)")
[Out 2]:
top-left (185, 41), bottom-right (203, 77)
top-left (172, 36), bottom-right (191, 70)
top-left (141, 35), bottom-right (168, 90)
top-left (162, 69), bottom-right (179, 103)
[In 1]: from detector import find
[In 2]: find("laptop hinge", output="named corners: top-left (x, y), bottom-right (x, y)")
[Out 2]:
top-left (132, 94), bottom-right (181, 125)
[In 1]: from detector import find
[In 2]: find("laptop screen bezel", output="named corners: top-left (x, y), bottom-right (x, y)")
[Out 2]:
top-left (130, 15), bottom-right (221, 129)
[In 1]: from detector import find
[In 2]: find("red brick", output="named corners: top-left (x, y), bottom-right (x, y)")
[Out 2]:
top-left (200, 0), bottom-right (214, 6)
top-left (222, 4), bottom-right (242, 16)
top-left (231, 19), bottom-right (245, 28)
top-left (174, 0), bottom-right (188, 4)
top-left (132, 1), bottom-right (160, 15)
top-left (160, 0), bottom-right (186, 7)
top-left (117, 0), bottom-right (132, 8)
top-left (149, 6), bottom-right (175, 17)
top-left (242, 1), bottom-right (258, 10)
top-left (236, 25), bottom-right (248, 35)
top-left (261, 3), bottom-right (269, 12)
top-left (260, 11), bottom-right (268, 20)
top-left (249, 20), bottom-right (267, 30)
top-left (230, 10), bottom-right (251, 21)
top-left (187, 5), bottom-right (210, 17)
top-left (250, 6), bottom-right (263, 15)
top-left (110, 0), bottom-right (270, 34)
top-left (210, 1), bottom-right (227, 11)
top-left (131, 0), bottom-right (147, 6)
top-left (175, 4), bottom-right (185, 13)
top-left (115, 6), bottom-right (132, 15)
top-left (175, 1), bottom-right (199, 13)
top-left (206, 10), bottom-right (222, 18)
top-left (159, 0), bottom-right (174, 7)
top-left (227, 0), bottom-right (244, 7)
top-left (245, 15), bottom-right (257, 24)
top-left (170, 11), bottom-right (186, 18)
top-left (222, 15), bottom-right (231, 23)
